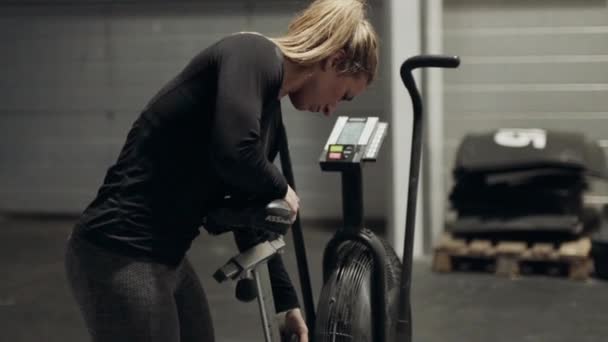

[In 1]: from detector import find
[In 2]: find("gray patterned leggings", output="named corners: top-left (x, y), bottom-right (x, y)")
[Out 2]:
top-left (64, 233), bottom-right (215, 342)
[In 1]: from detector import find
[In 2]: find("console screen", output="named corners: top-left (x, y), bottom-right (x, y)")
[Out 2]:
top-left (336, 121), bottom-right (366, 145)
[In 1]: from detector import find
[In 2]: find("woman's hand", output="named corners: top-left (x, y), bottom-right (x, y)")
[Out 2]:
top-left (284, 185), bottom-right (300, 222)
top-left (281, 308), bottom-right (308, 342)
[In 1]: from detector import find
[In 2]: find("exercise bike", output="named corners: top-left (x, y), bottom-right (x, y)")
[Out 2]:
top-left (207, 55), bottom-right (460, 342)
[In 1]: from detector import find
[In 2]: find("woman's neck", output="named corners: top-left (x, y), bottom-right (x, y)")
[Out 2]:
top-left (278, 58), bottom-right (314, 99)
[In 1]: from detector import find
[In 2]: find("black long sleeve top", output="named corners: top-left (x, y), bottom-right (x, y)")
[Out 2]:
top-left (74, 33), bottom-right (299, 312)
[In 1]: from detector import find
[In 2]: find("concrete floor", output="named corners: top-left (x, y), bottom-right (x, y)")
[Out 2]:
top-left (1, 216), bottom-right (607, 342)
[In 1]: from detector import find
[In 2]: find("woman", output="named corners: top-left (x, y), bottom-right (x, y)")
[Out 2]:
top-left (64, 0), bottom-right (379, 341)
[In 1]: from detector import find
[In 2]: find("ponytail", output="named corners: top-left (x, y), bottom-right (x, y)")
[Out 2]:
top-left (271, 0), bottom-right (379, 83)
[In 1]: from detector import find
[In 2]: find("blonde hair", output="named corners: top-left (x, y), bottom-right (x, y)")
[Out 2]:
top-left (270, 0), bottom-right (379, 84)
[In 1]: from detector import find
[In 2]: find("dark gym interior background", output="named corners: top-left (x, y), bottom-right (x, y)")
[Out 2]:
top-left (2, 0), bottom-right (608, 341)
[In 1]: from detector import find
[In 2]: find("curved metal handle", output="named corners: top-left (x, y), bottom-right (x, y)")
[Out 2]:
top-left (401, 55), bottom-right (460, 72)
top-left (400, 55), bottom-right (460, 107)
top-left (396, 54), bottom-right (460, 342)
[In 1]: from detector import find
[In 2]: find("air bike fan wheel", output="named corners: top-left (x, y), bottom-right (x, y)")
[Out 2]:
top-left (314, 236), bottom-right (402, 342)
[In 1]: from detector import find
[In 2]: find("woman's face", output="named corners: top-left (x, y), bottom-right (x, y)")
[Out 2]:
top-left (289, 55), bottom-right (369, 116)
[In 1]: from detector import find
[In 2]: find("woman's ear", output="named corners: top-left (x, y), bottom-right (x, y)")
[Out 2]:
top-left (322, 50), bottom-right (346, 72)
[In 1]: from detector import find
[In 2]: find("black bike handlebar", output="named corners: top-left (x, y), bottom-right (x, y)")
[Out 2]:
top-left (396, 54), bottom-right (460, 342)
top-left (400, 55), bottom-right (460, 113)
top-left (401, 55), bottom-right (460, 72)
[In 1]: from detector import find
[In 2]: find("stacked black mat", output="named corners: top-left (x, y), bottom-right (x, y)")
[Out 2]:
top-left (446, 128), bottom-right (607, 243)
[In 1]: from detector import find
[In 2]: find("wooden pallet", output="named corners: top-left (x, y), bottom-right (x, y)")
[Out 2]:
top-left (432, 232), bottom-right (594, 280)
